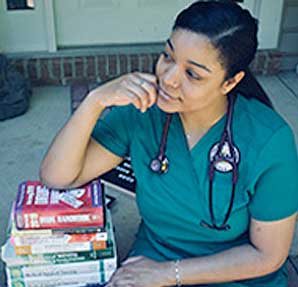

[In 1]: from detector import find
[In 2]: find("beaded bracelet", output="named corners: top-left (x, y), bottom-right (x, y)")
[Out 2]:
top-left (174, 259), bottom-right (182, 286)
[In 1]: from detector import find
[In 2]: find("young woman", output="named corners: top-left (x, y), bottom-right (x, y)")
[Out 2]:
top-left (40, 1), bottom-right (298, 286)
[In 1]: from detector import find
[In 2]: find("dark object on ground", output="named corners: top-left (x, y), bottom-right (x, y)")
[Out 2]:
top-left (0, 54), bottom-right (32, 121)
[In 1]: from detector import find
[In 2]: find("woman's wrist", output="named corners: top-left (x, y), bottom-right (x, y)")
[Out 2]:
top-left (174, 259), bottom-right (183, 286)
top-left (86, 88), bottom-right (108, 111)
top-left (162, 260), bottom-right (183, 286)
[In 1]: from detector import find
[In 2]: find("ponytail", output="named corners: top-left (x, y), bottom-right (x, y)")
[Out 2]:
top-left (233, 69), bottom-right (274, 109)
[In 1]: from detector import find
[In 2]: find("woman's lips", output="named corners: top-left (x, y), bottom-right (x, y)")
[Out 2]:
top-left (158, 87), bottom-right (177, 101)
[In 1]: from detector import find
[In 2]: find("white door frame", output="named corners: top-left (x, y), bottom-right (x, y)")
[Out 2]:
top-left (44, 0), bottom-right (57, 52)
top-left (42, 0), bottom-right (285, 52)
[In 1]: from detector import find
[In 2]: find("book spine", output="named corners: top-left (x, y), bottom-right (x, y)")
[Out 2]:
top-left (12, 231), bottom-right (108, 245)
top-left (7, 271), bottom-right (113, 287)
top-left (7, 259), bottom-right (116, 279)
top-left (15, 208), bottom-right (104, 230)
top-left (11, 224), bottom-right (106, 237)
top-left (14, 240), bottom-right (108, 255)
top-left (5, 247), bottom-right (115, 267)
top-left (11, 200), bottom-right (105, 238)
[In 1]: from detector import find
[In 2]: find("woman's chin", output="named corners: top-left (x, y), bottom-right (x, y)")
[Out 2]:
top-left (156, 97), bottom-right (178, 113)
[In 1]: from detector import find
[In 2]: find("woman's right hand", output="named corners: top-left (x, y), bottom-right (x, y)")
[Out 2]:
top-left (89, 72), bottom-right (158, 113)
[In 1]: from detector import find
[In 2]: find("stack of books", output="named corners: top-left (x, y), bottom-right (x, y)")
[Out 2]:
top-left (1, 180), bottom-right (117, 287)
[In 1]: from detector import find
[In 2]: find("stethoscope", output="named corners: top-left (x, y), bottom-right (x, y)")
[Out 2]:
top-left (150, 95), bottom-right (240, 231)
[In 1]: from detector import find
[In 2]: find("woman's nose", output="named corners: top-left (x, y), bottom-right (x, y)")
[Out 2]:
top-left (163, 65), bottom-right (180, 89)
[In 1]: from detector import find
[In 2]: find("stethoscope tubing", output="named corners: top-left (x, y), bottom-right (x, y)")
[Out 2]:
top-left (150, 95), bottom-right (240, 231)
top-left (158, 113), bottom-right (172, 161)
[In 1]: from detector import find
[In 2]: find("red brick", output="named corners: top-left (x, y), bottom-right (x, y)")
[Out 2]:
top-left (51, 57), bottom-right (61, 79)
top-left (130, 54), bottom-right (139, 72)
top-left (268, 51), bottom-right (283, 58)
top-left (27, 59), bottom-right (38, 80)
top-left (139, 54), bottom-right (151, 73)
top-left (74, 57), bottom-right (84, 78)
top-left (63, 57), bottom-right (73, 78)
top-left (40, 59), bottom-right (50, 80)
top-left (108, 55), bottom-right (117, 76)
top-left (119, 54), bottom-right (128, 74)
top-left (86, 56), bottom-right (96, 77)
top-left (96, 55), bottom-right (108, 81)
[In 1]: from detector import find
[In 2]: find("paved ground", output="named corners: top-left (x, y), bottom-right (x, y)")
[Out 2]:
top-left (0, 86), bottom-right (141, 286)
top-left (0, 72), bottom-right (297, 286)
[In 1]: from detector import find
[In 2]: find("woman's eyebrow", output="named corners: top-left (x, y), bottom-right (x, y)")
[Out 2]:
top-left (166, 38), bottom-right (212, 73)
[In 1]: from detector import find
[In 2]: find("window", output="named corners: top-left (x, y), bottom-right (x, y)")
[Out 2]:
top-left (7, 0), bottom-right (34, 10)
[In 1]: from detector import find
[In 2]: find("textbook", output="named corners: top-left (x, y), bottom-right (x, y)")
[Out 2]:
top-left (1, 181), bottom-right (118, 287)
top-left (14, 180), bottom-right (105, 230)
top-left (7, 271), bottom-right (114, 287)
top-left (9, 209), bottom-right (107, 238)
top-left (7, 259), bottom-right (116, 278)
top-left (2, 209), bottom-right (116, 266)
top-left (2, 239), bottom-right (115, 266)
top-left (13, 239), bottom-right (108, 256)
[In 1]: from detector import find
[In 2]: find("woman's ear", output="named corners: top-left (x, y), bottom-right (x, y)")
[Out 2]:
top-left (221, 71), bottom-right (245, 95)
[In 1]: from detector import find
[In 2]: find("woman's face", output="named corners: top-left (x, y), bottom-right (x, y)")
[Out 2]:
top-left (155, 28), bottom-right (229, 114)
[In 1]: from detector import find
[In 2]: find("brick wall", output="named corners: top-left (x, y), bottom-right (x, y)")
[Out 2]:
top-left (8, 50), bottom-right (283, 87)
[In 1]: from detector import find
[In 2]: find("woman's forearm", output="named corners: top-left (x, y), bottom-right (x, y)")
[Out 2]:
top-left (163, 243), bottom-right (283, 286)
top-left (40, 91), bottom-right (105, 188)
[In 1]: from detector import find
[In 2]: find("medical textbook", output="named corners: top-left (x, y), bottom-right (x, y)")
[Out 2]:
top-left (14, 180), bottom-right (105, 230)
top-left (7, 271), bottom-right (113, 287)
top-left (2, 206), bottom-right (115, 266)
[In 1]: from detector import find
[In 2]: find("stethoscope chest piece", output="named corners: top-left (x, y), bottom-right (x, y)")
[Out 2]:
top-left (209, 141), bottom-right (240, 173)
top-left (150, 157), bottom-right (169, 174)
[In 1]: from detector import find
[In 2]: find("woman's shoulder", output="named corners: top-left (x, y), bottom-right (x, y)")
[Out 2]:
top-left (236, 95), bottom-right (293, 150)
top-left (238, 95), bottom-right (286, 128)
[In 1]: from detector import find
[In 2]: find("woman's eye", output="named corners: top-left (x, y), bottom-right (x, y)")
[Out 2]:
top-left (186, 69), bottom-right (201, 80)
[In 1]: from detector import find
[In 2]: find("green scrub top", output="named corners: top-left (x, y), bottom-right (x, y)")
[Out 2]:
top-left (92, 95), bottom-right (298, 287)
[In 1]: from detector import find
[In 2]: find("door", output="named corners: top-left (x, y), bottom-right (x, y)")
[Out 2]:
top-left (54, 0), bottom-right (284, 50)
top-left (0, 0), bottom-right (48, 52)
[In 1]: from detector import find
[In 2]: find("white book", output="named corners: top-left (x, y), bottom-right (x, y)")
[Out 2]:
top-left (7, 271), bottom-right (114, 287)
top-left (7, 258), bottom-right (117, 278)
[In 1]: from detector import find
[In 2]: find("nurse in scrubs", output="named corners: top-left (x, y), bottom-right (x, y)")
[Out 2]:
top-left (40, 1), bottom-right (298, 286)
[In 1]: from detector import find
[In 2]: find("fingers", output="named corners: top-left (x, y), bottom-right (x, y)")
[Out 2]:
top-left (133, 72), bottom-right (158, 107)
top-left (106, 268), bottom-right (134, 287)
top-left (121, 255), bottom-right (144, 266)
top-left (122, 88), bottom-right (144, 111)
top-left (124, 81), bottom-right (150, 113)
top-left (123, 73), bottom-right (157, 113)
top-left (134, 73), bottom-right (158, 108)
top-left (135, 72), bottom-right (158, 85)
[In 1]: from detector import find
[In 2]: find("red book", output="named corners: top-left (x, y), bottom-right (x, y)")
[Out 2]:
top-left (14, 180), bottom-right (105, 230)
